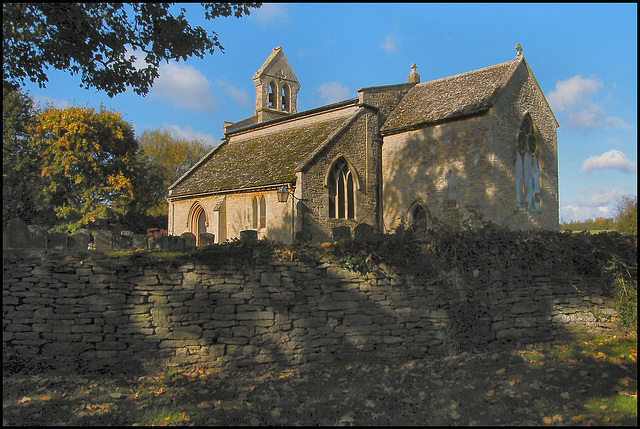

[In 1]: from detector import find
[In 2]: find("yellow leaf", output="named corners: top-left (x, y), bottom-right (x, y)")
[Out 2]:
top-left (40, 396), bottom-right (51, 401)
top-left (197, 401), bottom-right (209, 408)
top-left (618, 378), bottom-right (629, 387)
top-left (509, 380), bottom-right (516, 386)
top-left (560, 392), bottom-right (570, 399)
top-left (487, 389), bottom-right (495, 397)
top-left (543, 416), bottom-right (552, 424)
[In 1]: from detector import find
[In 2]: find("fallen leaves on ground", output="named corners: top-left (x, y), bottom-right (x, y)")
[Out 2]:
top-left (3, 333), bottom-right (637, 426)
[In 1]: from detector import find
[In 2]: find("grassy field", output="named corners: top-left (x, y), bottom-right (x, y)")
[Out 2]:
top-left (3, 330), bottom-right (636, 426)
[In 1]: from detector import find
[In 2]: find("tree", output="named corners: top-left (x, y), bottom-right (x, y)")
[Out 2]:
top-left (615, 195), bottom-right (637, 236)
top-left (30, 105), bottom-right (141, 231)
top-left (3, 3), bottom-right (261, 97)
top-left (138, 128), bottom-right (213, 216)
top-left (2, 86), bottom-right (55, 228)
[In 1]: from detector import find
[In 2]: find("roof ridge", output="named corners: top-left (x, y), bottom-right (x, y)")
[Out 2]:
top-left (416, 58), bottom-right (520, 87)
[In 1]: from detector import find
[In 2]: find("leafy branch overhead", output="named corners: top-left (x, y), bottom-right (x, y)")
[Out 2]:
top-left (3, 3), bottom-right (262, 97)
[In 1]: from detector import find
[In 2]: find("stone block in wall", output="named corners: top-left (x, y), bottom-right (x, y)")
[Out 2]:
top-left (132, 234), bottom-right (148, 249)
top-left (354, 223), bottom-right (376, 242)
top-left (47, 232), bottom-right (67, 250)
top-left (93, 230), bottom-right (113, 250)
top-left (181, 232), bottom-right (196, 249)
top-left (198, 233), bottom-right (215, 247)
top-left (240, 229), bottom-right (257, 243)
top-left (4, 218), bottom-right (29, 248)
top-left (113, 234), bottom-right (132, 250)
top-left (332, 226), bottom-right (351, 241)
top-left (28, 225), bottom-right (47, 248)
top-left (68, 230), bottom-right (91, 250)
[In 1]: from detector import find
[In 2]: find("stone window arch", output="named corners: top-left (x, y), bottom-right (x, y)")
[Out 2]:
top-left (259, 196), bottom-right (267, 228)
top-left (281, 83), bottom-right (290, 111)
top-left (327, 157), bottom-right (355, 219)
top-left (252, 197), bottom-right (258, 228)
top-left (446, 170), bottom-right (457, 208)
top-left (515, 113), bottom-right (541, 211)
top-left (252, 196), bottom-right (267, 229)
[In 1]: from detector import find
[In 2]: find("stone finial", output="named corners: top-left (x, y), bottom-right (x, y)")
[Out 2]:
top-left (408, 63), bottom-right (420, 84)
top-left (515, 43), bottom-right (523, 57)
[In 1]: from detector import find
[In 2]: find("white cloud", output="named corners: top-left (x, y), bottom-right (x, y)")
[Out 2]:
top-left (381, 33), bottom-right (400, 54)
top-left (163, 123), bottom-right (218, 148)
top-left (547, 75), bottom-right (601, 113)
top-left (547, 74), bottom-right (630, 130)
top-left (251, 3), bottom-right (288, 26)
top-left (560, 184), bottom-right (630, 222)
top-left (150, 62), bottom-right (215, 111)
top-left (581, 149), bottom-right (636, 174)
top-left (32, 95), bottom-right (71, 110)
top-left (315, 82), bottom-right (351, 105)
top-left (216, 80), bottom-right (251, 107)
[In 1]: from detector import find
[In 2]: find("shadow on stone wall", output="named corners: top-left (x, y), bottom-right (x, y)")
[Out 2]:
top-left (3, 229), bottom-right (635, 380)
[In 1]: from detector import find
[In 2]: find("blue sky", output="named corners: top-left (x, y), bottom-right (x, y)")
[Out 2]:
top-left (21, 3), bottom-right (637, 223)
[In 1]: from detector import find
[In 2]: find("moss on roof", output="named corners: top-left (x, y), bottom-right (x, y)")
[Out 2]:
top-left (381, 58), bottom-right (521, 133)
top-left (169, 110), bottom-right (360, 198)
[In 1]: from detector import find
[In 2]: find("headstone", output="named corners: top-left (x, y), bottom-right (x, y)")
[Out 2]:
top-left (332, 226), bottom-right (351, 241)
top-left (169, 235), bottom-right (185, 251)
top-left (68, 230), bottom-right (91, 250)
top-left (113, 234), bottom-right (132, 250)
top-left (354, 223), bottom-right (376, 242)
top-left (148, 235), bottom-right (169, 250)
top-left (28, 225), bottom-right (47, 249)
top-left (92, 230), bottom-right (113, 250)
top-left (132, 234), bottom-right (148, 249)
top-left (198, 233), bottom-right (215, 247)
top-left (181, 232), bottom-right (196, 249)
top-left (295, 230), bottom-right (312, 243)
top-left (47, 232), bottom-right (67, 250)
top-left (240, 229), bottom-right (257, 243)
top-left (4, 218), bottom-right (29, 248)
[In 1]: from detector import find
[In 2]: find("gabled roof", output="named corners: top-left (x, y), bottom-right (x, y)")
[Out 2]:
top-left (168, 104), bottom-right (362, 198)
top-left (381, 57), bottom-right (523, 134)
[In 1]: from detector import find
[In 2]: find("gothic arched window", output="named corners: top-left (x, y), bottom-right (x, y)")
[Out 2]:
top-left (252, 197), bottom-right (258, 229)
top-left (515, 114), bottom-right (541, 211)
top-left (328, 158), bottom-right (355, 219)
top-left (259, 196), bottom-right (267, 228)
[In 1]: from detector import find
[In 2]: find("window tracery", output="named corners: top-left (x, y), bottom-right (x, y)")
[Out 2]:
top-left (328, 158), bottom-right (355, 219)
top-left (516, 114), bottom-right (541, 211)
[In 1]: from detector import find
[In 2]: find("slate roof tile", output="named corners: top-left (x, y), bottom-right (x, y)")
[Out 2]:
top-left (381, 58), bottom-right (522, 133)
top-left (169, 109), bottom-right (360, 198)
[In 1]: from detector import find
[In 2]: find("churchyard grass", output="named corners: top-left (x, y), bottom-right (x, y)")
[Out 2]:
top-left (3, 330), bottom-right (636, 426)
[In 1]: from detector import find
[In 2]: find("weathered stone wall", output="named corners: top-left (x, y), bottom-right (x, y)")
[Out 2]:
top-left (3, 248), bottom-right (618, 374)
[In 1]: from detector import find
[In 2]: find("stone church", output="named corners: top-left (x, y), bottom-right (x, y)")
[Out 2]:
top-left (167, 45), bottom-right (559, 244)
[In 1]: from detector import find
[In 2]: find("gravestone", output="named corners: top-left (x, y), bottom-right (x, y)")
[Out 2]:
top-left (354, 223), bottom-right (376, 242)
top-left (198, 233), bottom-right (215, 247)
top-left (28, 225), bottom-right (47, 249)
top-left (113, 234), bottom-right (132, 250)
top-left (47, 232), bottom-right (67, 250)
top-left (240, 229), bottom-right (257, 243)
top-left (148, 235), bottom-right (169, 250)
top-left (68, 230), bottom-right (91, 250)
top-left (92, 230), bottom-right (113, 250)
top-left (180, 232), bottom-right (196, 249)
top-left (332, 226), bottom-right (351, 241)
top-left (168, 235), bottom-right (185, 251)
top-left (4, 218), bottom-right (29, 248)
top-left (132, 234), bottom-right (148, 250)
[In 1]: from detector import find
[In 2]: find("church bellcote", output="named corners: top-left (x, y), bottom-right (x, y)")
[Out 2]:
top-left (253, 47), bottom-right (301, 123)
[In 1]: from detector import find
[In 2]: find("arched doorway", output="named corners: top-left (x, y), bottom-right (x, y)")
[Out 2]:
top-left (190, 203), bottom-right (207, 245)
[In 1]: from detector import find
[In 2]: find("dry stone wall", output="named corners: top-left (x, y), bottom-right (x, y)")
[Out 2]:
top-left (3, 247), bottom-right (620, 374)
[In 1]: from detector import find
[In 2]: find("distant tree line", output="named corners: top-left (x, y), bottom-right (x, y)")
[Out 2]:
top-left (561, 195), bottom-right (637, 236)
top-left (3, 85), bottom-right (211, 233)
